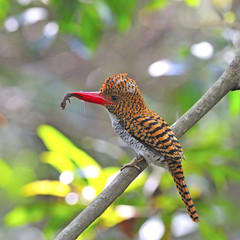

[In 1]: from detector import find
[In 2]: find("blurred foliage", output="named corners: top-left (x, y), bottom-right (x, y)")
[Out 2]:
top-left (0, 0), bottom-right (240, 240)
top-left (4, 125), bottom-right (148, 239)
top-left (50, 1), bottom-right (102, 50)
top-left (49, 0), bottom-right (139, 50)
top-left (0, 0), bottom-right (9, 23)
top-left (229, 91), bottom-right (240, 115)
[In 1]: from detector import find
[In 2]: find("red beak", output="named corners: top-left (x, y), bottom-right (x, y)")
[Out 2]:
top-left (71, 91), bottom-right (112, 105)
top-left (61, 91), bottom-right (112, 110)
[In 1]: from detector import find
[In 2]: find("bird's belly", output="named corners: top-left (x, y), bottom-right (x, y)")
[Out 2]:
top-left (109, 114), bottom-right (167, 168)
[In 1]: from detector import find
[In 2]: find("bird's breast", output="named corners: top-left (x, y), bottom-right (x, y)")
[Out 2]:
top-left (107, 112), bottom-right (167, 168)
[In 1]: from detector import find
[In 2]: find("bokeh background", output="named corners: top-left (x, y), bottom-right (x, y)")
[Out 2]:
top-left (1, 0), bottom-right (240, 239)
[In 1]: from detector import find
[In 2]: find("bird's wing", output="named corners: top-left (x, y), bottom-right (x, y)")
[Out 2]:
top-left (121, 111), bottom-right (200, 222)
top-left (122, 110), bottom-right (185, 162)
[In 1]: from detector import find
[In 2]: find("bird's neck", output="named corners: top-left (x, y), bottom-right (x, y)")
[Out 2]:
top-left (106, 106), bottom-right (151, 125)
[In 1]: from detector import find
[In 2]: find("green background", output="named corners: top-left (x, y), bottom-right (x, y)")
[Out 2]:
top-left (0, 0), bottom-right (240, 239)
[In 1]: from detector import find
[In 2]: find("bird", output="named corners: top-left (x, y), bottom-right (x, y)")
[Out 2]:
top-left (61, 73), bottom-right (200, 223)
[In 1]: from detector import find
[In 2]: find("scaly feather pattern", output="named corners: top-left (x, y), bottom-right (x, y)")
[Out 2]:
top-left (100, 73), bottom-right (199, 223)
top-left (64, 73), bottom-right (200, 222)
top-left (168, 159), bottom-right (200, 222)
top-left (116, 109), bottom-right (199, 222)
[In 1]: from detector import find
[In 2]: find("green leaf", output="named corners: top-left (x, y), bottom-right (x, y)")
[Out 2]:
top-left (40, 151), bottom-right (75, 172)
top-left (104, 0), bottom-right (138, 31)
top-left (41, 203), bottom-right (83, 239)
top-left (199, 221), bottom-right (227, 240)
top-left (177, 45), bottom-right (191, 58)
top-left (37, 125), bottom-right (101, 170)
top-left (221, 165), bottom-right (240, 182)
top-left (0, 0), bottom-right (9, 24)
top-left (184, 0), bottom-right (201, 7)
top-left (155, 194), bottom-right (179, 212)
top-left (210, 166), bottom-right (227, 188)
top-left (49, 1), bottom-right (102, 49)
top-left (229, 92), bottom-right (240, 115)
top-left (23, 180), bottom-right (71, 197)
top-left (100, 205), bottom-right (124, 227)
top-left (0, 159), bottom-right (12, 188)
top-left (160, 172), bottom-right (174, 190)
top-left (125, 170), bottom-right (148, 192)
top-left (5, 205), bottom-right (45, 226)
top-left (78, 4), bottom-right (102, 49)
top-left (144, 0), bottom-right (169, 11)
top-left (89, 167), bottom-right (119, 195)
top-left (11, 166), bottom-right (36, 193)
top-left (224, 11), bottom-right (236, 24)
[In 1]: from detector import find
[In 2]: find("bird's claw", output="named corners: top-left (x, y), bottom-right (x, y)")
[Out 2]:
top-left (120, 158), bottom-right (141, 171)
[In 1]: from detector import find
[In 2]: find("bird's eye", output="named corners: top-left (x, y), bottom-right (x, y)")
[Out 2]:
top-left (111, 95), bottom-right (118, 101)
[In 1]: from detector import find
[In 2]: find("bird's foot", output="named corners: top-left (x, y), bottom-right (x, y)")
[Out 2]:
top-left (121, 157), bottom-right (143, 171)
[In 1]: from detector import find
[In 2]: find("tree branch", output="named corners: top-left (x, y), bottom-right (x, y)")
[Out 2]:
top-left (171, 50), bottom-right (240, 137)
top-left (55, 51), bottom-right (240, 240)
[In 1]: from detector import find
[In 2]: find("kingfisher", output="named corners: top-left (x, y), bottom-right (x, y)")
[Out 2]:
top-left (61, 73), bottom-right (199, 223)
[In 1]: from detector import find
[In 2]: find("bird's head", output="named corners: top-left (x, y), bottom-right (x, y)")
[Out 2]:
top-left (63, 73), bottom-right (146, 119)
top-left (100, 73), bottom-right (146, 117)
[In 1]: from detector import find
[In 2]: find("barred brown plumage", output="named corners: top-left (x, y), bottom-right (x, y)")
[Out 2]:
top-left (61, 73), bottom-right (200, 223)
top-left (168, 159), bottom-right (200, 222)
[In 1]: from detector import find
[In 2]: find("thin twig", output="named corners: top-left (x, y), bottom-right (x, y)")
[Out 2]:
top-left (55, 51), bottom-right (240, 240)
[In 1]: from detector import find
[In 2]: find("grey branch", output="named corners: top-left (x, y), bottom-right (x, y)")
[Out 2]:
top-left (55, 51), bottom-right (240, 240)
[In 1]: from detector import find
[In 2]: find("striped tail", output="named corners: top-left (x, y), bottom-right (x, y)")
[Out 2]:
top-left (168, 160), bottom-right (200, 223)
